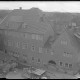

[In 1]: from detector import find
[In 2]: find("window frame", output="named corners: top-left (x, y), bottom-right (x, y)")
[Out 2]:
top-left (39, 47), bottom-right (43, 53)
top-left (22, 42), bottom-right (28, 50)
top-left (31, 44), bottom-right (35, 51)
top-left (7, 40), bottom-right (12, 47)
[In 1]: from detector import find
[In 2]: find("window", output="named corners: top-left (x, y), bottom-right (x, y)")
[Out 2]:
top-left (31, 45), bottom-right (35, 51)
top-left (32, 34), bottom-right (36, 39)
top-left (8, 22), bottom-right (23, 30)
top-left (13, 52), bottom-right (19, 58)
top-left (38, 58), bottom-right (40, 63)
top-left (63, 52), bottom-right (72, 58)
top-left (36, 35), bottom-right (39, 40)
top-left (22, 23), bottom-right (28, 28)
top-left (48, 60), bottom-right (56, 65)
top-left (8, 40), bottom-right (12, 46)
top-left (15, 42), bottom-right (20, 48)
top-left (5, 50), bottom-right (7, 53)
top-left (60, 61), bottom-right (63, 66)
top-left (5, 31), bottom-right (7, 35)
top-left (22, 42), bottom-right (28, 49)
top-left (38, 35), bottom-right (43, 41)
top-left (69, 64), bottom-right (72, 68)
top-left (65, 63), bottom-right (68, 67)
top-left (71, 22), bottom-right (76, 26)
top-left (39, 47), bottom-right (43, 53)
top-left (24, 33), bottom-right (27, 38)
top-left (51, 51), bottom-right (54, 55)
top-left (8, 51), bottom-right (13, 56)
top-left (32, 57), bottom-right (34, 61)
top-left (61, 40), bottom-right (67, 45)
top-left (32, 34), bottom-right (43, 41)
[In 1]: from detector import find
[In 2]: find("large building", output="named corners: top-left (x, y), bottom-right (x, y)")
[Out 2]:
top-left (0, 8), bottom-right (55, 68)
top-left (0, 7), bottom-right (80, 75)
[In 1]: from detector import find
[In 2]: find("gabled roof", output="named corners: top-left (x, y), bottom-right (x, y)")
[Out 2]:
top-left (52, 30), bottom-right (79, 62)
top-left (0, 8), bottom-right (54, 35)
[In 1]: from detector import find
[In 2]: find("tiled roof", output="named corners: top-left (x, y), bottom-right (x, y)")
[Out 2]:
top-left (9, 16), bottom-right (23, 22)
top-left (0, 8), bottom-right (54, 35)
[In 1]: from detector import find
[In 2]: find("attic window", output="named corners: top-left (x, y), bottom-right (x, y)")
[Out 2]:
top-left (10, 16), bottom-right (23, 22)
top-left (8, 22), bottom-right (23, 30)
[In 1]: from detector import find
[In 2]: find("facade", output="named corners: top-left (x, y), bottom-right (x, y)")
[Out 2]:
top-left (0, 8), bottom-right (80, 76)
top-left (0, 8), bottom-right (54, 68)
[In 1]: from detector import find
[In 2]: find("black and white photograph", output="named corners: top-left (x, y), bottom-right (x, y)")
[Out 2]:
top-left (0, 1), bottom-right (80, 79)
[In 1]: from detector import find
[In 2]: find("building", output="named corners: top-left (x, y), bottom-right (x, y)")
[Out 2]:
top-left (0, 7), bottom-right (80, 75)
top-left (0, 8), bottom-right (55, 68)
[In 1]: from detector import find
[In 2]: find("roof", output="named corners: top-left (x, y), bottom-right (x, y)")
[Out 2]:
top-left (0, 19), bottom-right (2, 22)
top-left (9, 16), bottom-right (23, 22)
top-left (0, 8), bottom-right (54, 35)
top-left (52, 30), bottom-right (77, 51)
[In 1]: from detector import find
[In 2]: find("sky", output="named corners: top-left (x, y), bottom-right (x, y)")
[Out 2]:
top-left (0, 1), bottom-right (80, 13)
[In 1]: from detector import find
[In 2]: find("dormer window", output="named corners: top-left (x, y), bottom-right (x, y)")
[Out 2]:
top-left (8, 21), bottom-right (23, 30)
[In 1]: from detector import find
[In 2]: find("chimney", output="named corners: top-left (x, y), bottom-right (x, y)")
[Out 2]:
top-left (19, 7), bottom-right (22, 10)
